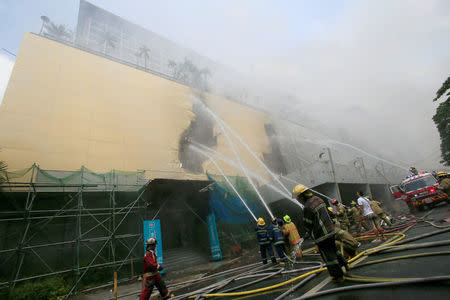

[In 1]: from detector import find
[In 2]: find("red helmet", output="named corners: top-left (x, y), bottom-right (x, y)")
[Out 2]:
top-left (332, 199), bottom-right (338, 205)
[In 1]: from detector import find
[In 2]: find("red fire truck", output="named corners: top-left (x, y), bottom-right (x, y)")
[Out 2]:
top-left (390, 172), bottom-right (448, 211)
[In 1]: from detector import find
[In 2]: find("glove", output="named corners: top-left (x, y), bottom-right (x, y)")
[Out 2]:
top-left (157, 264), bottom-right (164, 271)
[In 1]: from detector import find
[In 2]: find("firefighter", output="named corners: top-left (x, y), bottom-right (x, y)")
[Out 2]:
top-left (281, 215), bottom-right (303, 259)
top-left (293, 184), bottom-right (348, 282)
top-left (335, 226), bottom-right (361, 258)
top-left (369, 198), bottom-right (392, 227)
top-left (437, 171), bottom-right (450, 198)
top-left (255, 217), bottom-right (277, 264)
top-left (328, 206), bottom-right (336, 221)
top-left (268, 218), bottom-right (288, 265)
top-left (139, 238), bottom-right (170, 300)
top-left (410, 166), bottom-right (418, 175)
top-left (333, 199), bottom-right (350, 231)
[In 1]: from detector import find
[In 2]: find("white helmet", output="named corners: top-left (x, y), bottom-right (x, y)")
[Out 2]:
top-left (145, 237), bottom-right (157, 245)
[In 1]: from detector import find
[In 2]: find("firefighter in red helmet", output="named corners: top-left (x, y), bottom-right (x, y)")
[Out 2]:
top-left (139, 238), bottom-right (171, 300)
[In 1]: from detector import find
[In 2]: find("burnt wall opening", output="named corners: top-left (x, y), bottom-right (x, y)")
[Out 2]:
top-left (178, 96), bottom-right (217, 174)
top-left (263, 123), bottom-right (287, 175)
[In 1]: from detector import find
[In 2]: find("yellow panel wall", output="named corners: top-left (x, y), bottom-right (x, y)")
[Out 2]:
top-left (0, 33), bottom-right (273, 181)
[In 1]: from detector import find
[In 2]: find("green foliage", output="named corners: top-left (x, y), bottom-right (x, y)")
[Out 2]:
top-left (99, 31), bottom-right (117, 54)
top-left (44, 22), bottom-right (72, 41)
top-left (136, 45), bottom-right (151, 69)
top-left (8, 277), bottom-right (70, 300)
top-left (167, 58), bottom-right (210, 91)
top-left (432, 77), bottom-right (450, 166)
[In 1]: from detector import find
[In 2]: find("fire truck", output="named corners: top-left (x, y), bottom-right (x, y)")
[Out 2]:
top-left (390, 172), bottom-right (448, 211)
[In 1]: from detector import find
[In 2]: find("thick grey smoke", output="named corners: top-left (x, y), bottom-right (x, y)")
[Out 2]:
top-left (167, 0), bottom-right (450, 170)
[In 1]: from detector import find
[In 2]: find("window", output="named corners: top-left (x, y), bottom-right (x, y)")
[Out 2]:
top-left (403, 176), bottom-right (437, 192)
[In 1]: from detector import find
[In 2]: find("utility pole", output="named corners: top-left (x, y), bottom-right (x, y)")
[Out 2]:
top-left (326, 147), bottom-right (342, 203)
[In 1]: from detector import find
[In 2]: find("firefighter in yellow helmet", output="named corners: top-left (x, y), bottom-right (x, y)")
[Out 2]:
top-left (281, 214), bottom-right (302, 259)
top-left (255, 217), bottom-right (276, 264)
top-left (332, 199), bottom-right (350, 231)
top-left (293, 184), bottom-right (348, 282)
top-left (437, 172), bottom-right (450, 201)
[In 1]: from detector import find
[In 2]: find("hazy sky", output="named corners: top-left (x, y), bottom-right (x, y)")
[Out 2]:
top-left (0, 0), bottom-right (449, 169)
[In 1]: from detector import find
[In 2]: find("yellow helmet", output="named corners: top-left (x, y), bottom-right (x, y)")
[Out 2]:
top-left (257, 217), bottom-right (265, 226)
top-left (283, 215), bottom-right (291, 223)
top-left (292, 184), bottom-right (311, 198)
top-left (437, 171), bottom-right (448, 177)
top-left (328, 207), bottom-right (333, 212)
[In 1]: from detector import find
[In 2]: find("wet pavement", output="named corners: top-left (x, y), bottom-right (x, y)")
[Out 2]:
top-left (80, 204), bottom-right (450, 299)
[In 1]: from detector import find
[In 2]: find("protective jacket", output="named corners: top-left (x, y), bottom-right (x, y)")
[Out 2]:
top-left (439, 178), bottom-right (450, 193)
top-left (143, 250), bottom-right (163, 276)
top-left (335, 229), bottom-right (359, 251)
top-left (140, 249), bottom-right (168, 300)
top-left (255, 225), bottom-right (271, 245)
top-left (302, 196), bottom-right (336, 243)
top-left (350, 206), bottom-right (362, 222)
top-left (268, 223), bottom-right (285, 245)
top-left (281, 222), bottom-right (301, 245)
top-left (370, 200), bottom-right (383, 215)
top-left (336, 205), bottom-right (350, 225)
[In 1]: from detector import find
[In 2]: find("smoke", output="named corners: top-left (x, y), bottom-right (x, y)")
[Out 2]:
top-left (189, 0), bottom-right (450, 170)
top-left (109, 0), bottom-right (448, 169)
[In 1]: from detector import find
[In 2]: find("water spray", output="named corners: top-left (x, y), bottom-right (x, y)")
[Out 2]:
top-left (190, 144), bottom-right (258, 222)
top-left (216, 117), bottom-right (291, 195)
top-left (191, 140), bottom-right (291, 198)
top-left (198, 103), bottom-right (274, 219)
top-left (327, 140), bottom-right (409, 171)
top-left (191, 140), bottom-right (305, 210)
top-left (280, 175), bottom-right (334, 201)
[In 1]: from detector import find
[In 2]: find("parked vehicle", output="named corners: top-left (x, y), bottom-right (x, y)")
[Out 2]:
top-left (390, 172), bottom-right (448, 211)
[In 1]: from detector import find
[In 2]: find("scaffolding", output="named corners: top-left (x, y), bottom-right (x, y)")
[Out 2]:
top-left (0, 164), bottom-right (149, 297)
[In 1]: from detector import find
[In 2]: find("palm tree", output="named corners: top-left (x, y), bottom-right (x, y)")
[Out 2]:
top-left (99, 31), bottom-right (117, 55)
top-left (168, 60), bottom-right (178, 78)
top-left (39, 16), bottom-right (49, 35)
top-left (44, 22), bottom-right (72, 41)
top-left (137, 45), bottom-right (151, 70)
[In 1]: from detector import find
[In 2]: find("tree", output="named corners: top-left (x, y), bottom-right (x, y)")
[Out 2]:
top-left (168, 60), bottom-right (178, 78)
top-left (99, 31), bottom-right (117, 54)
top-left (44, 22), bottom-right (72, 41)
top-left (432, 76), bottom-right (450, 166)
top-left (39, 16), bottom-right (50, 35)
top-left (137, 45), bottom-right (151, 70)
top-left (167, 58), bottom-right (210, 91)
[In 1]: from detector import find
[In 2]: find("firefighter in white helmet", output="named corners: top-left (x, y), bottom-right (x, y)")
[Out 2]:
top-left (139, 238), bottom-right (171, 300)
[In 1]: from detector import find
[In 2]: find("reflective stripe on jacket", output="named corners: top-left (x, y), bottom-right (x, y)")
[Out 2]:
top-left (282, 222), bottom-right (301, 245)
top-left (255, 225), bottom-right (271, 245)
top-left (268, 224), bottom-right (285, 245)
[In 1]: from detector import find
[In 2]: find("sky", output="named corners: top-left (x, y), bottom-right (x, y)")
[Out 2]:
top-left (0, 0), bottom-right (449, 169)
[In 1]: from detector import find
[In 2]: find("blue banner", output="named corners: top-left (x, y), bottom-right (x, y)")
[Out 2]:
top-left (206, 213), bottom-right (222, 261)
top-left (143, 220), bottom-right (164, 273)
